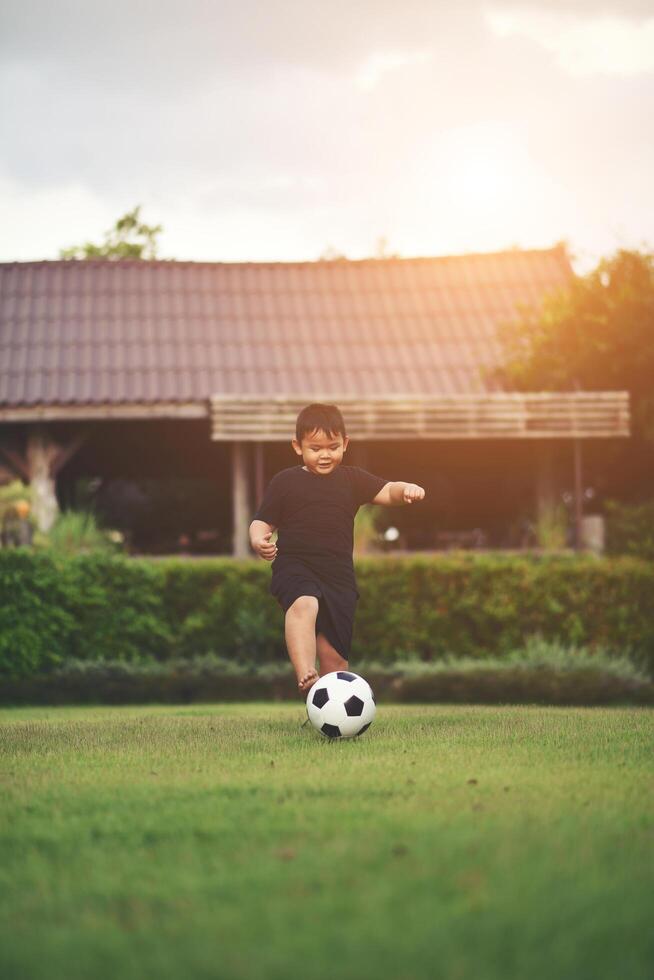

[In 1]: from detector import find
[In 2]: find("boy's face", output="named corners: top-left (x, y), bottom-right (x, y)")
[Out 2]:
top-left (292, 428), bottom-right (349, 475)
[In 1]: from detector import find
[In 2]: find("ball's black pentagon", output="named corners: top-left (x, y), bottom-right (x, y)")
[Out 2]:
top-left (312, 687), bottom-right (329, 709)
top-left (321, 723), bottom-right (341, 739)
top-left (344, 694), bottom-right (364, 717)
top-left (337, 671), bottom-right (356, 681)
top-left (357, 722), bottom-right (371, 736)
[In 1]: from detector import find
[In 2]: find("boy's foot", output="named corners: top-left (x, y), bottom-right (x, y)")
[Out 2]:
top-left (298, 668), bottom-right (319, 695)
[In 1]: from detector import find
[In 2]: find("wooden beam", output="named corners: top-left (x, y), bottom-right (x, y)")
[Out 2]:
top-left (0, 402), bottom-right (207, 422)
top-left (210, 392), bottom-right (631, 441)
top-left (0, 444), bottom-right (29, 481)
top-left (51, 429), bottom-right (90, 476)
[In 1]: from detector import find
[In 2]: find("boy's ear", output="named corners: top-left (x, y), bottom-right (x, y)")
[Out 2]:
top-left (291, 438), bottom-right (303, 457)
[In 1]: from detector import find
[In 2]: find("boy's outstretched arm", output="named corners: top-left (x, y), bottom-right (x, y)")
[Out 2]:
top-left (371, 482), bottom-right (426, 506)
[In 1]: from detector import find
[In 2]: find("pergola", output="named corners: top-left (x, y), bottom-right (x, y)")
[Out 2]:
top-left (212, 393), bottom-right (630, 556)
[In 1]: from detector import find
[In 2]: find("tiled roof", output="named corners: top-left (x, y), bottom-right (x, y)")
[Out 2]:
top-left (0, 247), bottom-right (573, 408)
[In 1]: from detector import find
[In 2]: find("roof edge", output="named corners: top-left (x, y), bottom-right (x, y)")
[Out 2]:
top-left (0, 243), bottom-right (571, 272)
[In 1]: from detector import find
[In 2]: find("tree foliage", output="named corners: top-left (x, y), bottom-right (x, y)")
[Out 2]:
top-left (497, 248), bottom-right (654, 441)
top-left (59, 205), bottom-right (164, 260)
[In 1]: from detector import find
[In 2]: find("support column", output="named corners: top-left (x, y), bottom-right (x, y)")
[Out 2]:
top-left (253, 441), bottom-right (265, 511)
top-left (1, 426), bottom-right (89, 534)
top-left (232, 442), bottom-right (251, 558)
top-left (573, 438), bottom-right (584, 551)
top-left (352, 442), bottom-right (368, 470)
top-left (535, 442), bottom-right (556, 525)
top-left (26, 427), bottom-right (61, 532)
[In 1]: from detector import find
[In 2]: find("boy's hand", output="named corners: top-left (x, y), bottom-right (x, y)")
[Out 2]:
top-left (252, 531), bottom-right (278, 561)
top-left (403, 483), bottom-right (425, 504)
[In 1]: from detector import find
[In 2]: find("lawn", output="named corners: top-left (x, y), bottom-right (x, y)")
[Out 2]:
top-left (1, 703), bottom-right (652, 980)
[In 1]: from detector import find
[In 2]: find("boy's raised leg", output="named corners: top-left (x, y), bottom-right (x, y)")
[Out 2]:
top-left (285, 596), bottom-right (320, 694)
top-left (316, 632), bottom-right (348, 675)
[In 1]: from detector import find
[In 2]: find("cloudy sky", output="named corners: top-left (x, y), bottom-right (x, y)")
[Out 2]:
top-left (0, 0), bottom-right (652, 271)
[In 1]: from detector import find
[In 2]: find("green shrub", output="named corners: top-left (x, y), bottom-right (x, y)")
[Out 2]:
top-left (0, 551), bottom-right (172, 676)
top-left (176, 573), bottom-right (280, 661)
top-left (35, 509), bottom-right (124, 555)
top-left (535, 502), bottom-right (568, 550)
top-left (354, 553), bottom-right (654, 669)
top-left (1, 642), bottom-right (651, 706)
top-left (1, 552), bottom-right (653, 679)
top-left (0, 479), bottom-right (34, 517)
top-left (353, 504), bottom-right (381, 555)
top-left (0, 550), bottom-right (76, 677)
top-left (64, 553), bottom-right (172, 662)
top-left (605, 499), bottom-right (654, 561)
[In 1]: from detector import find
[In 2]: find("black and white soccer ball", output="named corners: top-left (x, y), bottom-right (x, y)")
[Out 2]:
top-left (306, 671), bottom-right (376, 739)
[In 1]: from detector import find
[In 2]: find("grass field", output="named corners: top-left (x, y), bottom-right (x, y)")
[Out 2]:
top-left (1, 703), bottom-right (653, 980)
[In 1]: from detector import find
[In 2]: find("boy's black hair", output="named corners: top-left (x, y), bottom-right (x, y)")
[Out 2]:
top-left (295, 403), bottom-right (347, 444)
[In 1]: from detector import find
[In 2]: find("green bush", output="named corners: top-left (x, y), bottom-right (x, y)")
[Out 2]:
top-left (0, 551), bottom-right (172, 676)
top-left (1, 642), bottom-right (651, 706)
top-left (35, 509), bottom-right (123, 555)
top-left (0, 550), bottom-right (76, 677)
top-left (1, 551), bottom-right (653, 679)
top-left (354, 553), bottom-right (654, 669)
top-left (605, 499), bottom-right (654, 560)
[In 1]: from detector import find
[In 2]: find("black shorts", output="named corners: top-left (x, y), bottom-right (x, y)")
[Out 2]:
top-left (271, 556), bottom-right (358, 660)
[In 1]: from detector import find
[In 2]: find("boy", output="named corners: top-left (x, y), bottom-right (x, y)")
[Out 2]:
top-left (249, 403), bottom-right (425, 694)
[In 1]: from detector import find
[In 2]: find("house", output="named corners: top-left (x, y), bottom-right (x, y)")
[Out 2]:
top-left (0, 247), bottom-right (629, 554)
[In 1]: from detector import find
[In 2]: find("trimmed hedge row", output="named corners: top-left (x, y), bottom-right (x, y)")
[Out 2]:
top-left (1, 550), bottom-right (653, 679)
top-left (2, 655), bottom-right (652, 706)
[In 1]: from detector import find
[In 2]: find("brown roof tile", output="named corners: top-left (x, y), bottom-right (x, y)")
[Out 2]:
top-left (0, 248), bottom-right (573, 407)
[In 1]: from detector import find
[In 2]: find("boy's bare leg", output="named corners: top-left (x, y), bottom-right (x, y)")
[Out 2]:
top-left (285, 596), bottom-right (320, 694)
top-left (317, 632), bottom-right (349, 675)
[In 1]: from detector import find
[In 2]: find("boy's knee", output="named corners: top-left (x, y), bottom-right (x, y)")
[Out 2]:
top-left (286, 595), bottom-right (319, 618)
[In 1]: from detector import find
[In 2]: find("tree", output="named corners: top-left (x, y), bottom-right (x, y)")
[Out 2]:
top-left (373, 235), bottom-right (400, 259)
top-left (317, 235), bottom-right (401, 262)
top-left (497, 248), bottom-right (654, 442)
top-left (59, 205), bottom-right (164, 260)
top-left (318, 245), bottom-right (349, 261)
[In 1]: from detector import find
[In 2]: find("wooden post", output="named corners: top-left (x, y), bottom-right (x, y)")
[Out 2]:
top-left (353, 442), bottom-right (368, 470)
top-left (535, 442), bottom-right (556, 525)
top-left (573, 438), bottom-right (583, 551)
top-left (232, 442), bottom-right (251, 558)
top-left (253, 442), bottom-right (265, 511)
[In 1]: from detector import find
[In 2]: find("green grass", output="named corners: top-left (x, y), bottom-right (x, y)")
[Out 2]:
top-left (1, 704), bottom-right (653, 980)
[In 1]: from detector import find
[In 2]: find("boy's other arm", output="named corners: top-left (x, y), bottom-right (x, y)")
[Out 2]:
top-left (249, 519), bottom-right (278, 560)
top-left (371, 482), bottom-right (426, 506)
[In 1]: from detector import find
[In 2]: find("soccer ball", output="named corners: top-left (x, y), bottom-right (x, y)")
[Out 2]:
top-left (306, 671), bottom-right (376, 739)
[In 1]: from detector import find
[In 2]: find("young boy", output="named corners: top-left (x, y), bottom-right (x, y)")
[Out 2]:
top-left (249, 403), bottom-right (425, 694)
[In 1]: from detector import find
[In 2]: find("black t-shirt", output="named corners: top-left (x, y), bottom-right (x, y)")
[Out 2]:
top-left (253, 464), bottom-right (389, 567)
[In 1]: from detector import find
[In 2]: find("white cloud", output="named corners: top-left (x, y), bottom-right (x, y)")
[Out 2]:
top-left (485, 7), bottom-right (654, 75)
top-left (355, 50), bottom-right (431, 91)
top-left (0, 175), bottom-right (119, 260)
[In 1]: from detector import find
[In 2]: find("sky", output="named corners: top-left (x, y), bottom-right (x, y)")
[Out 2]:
top-left (0, 0), bottom-right (652, 273)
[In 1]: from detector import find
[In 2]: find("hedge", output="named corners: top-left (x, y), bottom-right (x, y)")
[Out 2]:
top-left (1, 550), bottom-right (653, 680)
top-left (1, 649), bottom-right (652, 706)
